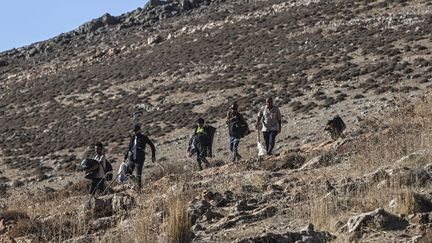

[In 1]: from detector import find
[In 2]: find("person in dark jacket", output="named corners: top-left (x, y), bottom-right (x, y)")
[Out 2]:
top-left (226, 103), bottom-right (248, 162)
top-left (188, 118), bottom-right (216, 170)
top-left (124, 124), bottom-right (156, 189)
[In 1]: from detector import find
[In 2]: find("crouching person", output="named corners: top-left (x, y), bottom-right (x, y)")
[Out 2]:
top-left (89, 142), bottom-right (107, 195)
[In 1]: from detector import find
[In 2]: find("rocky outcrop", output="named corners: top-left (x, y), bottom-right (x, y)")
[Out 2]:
top-left (75, 13), bottom-right (120, 34)
top-left (344, 208), bottom-right (408, 233)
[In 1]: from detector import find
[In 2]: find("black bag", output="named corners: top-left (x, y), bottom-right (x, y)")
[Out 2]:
top-left (104, 160), bottom-right (113, 181)
top-left (80, 158), bottom-right (98, 171)
top-left (85, 170), bottom-right (98, 180)
top-left (229, 119), bottom-right (250, 139)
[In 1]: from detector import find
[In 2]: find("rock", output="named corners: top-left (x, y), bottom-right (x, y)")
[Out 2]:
top-left (395, 150), bottom-right (432, 167)
top-left (299, 153), bottom-right (339, 171)
top-left (147, 34), bottom-right (163, 45)
top-left (202, 209), bottom-right (224, 222)
top-left (188, 200), bottom-right (211, 225)
top-left (397, 168), bottom-right (432, 187)
top-left (231, 200), bottom-right (257, 213)
top-left (76, 13), bottom-right (119, 34)
top-left (84, 196), bottom-right (113, 219)
top-left (345, 208), bottom-right (408, 233)
top-left (365, 168), bottom-right (390, 184)
top-left (0, 236), bottom-right (16, 243)
top-left (235, 227), bottom-right (335, 243)
top-left (91, 216), bottom-right (118, 231)
top-left (12, 180), bottom-right (24, 188)
top-left (112, 193), bottom-right (135, 211)
top-left (410, 193), bottom-right (432, 213)
top-left (0, 59), bottom-right (8, 67)
top-left (407, 213), bottom-right (429, 225)
top-left (0, 219), bottom-right (6, 234)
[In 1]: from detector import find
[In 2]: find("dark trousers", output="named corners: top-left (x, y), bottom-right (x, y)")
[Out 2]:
top-left (196, 154), bottom-right (209, 170)
top-left (263, 131), bottom-right (278, 155)
top-left (229, 136), bottom-right (240, 161)
top-left (89, 178), bottom-right (105, 195)
top-left (127, 159), bottom-right (144, 188)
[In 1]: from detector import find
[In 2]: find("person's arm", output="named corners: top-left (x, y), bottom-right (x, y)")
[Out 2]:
top-left (145, 136), bottom-right (156, 162)
top-left (255, 108), bottom-right (262, 129)
top-left (124, 137), bottom-right (132, 160)
top-left (226, 111), bottom-right (231, 124)
top-left (277, 107), bottom-right (282, 132)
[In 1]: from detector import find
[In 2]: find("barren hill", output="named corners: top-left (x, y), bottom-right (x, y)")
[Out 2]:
top-left (1, 0), bottom-right (432, 242)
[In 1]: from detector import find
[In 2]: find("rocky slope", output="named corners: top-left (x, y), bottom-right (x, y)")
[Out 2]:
top-left (1, 0), bottom-right (432, 242)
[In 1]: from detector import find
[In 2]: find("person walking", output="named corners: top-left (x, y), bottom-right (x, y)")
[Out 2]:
top-left (188, 118), bottom-right (216, 170)
top-left (89, 142), bottom-right (107, 195)
top-left (226, 103), bottom-right (248, 161)
top-left (124, 124), bottom-right (156, 189)
top-left (255, 97), bottom-right (282, 155)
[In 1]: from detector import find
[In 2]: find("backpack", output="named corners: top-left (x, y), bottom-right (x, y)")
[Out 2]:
top-left (103, 160), bottom-right (113, 181)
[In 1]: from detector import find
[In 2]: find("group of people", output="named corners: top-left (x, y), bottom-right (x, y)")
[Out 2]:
top-left (86, 96), bottom-right (282, 195)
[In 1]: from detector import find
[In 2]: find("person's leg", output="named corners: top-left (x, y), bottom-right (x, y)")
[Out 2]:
top-left (233, 138), bottom-right (240, 161)
top-left (89, 179), bottom-right (98, 195)
top-left (135, 161), bottom-right (144, 189)
top-left (97, 178), bottom-right (105, 194)
top-left (263, 131), bottom-right (270, 153)
top-left (268, 131), bottom-right (278, 155)
top-left (196, 155), bottom-right (203, 170)
top-left (229, 136), bottom-right (235, 161)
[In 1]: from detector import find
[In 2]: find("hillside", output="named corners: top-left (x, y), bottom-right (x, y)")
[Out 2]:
top-left (1, 0), bottom-right (432, 242)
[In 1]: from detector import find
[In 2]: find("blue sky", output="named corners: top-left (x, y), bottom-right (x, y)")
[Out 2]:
top-left (0, 1), bottom-right (147, 52)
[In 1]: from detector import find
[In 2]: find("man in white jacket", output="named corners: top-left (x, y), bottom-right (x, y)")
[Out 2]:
top-left (89, 142), bottom-right (107, 195)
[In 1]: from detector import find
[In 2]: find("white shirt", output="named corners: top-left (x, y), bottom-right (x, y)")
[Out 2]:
top-left (258, 106), bottom-right (282, 132)
top-left (92, 154), bottom-right (107, 179)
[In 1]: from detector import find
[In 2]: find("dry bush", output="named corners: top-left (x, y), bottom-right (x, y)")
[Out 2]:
top-left (161, 193), bottom-right (192, 243)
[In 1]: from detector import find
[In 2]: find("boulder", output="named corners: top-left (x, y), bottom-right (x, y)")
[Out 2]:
top-left (345, 208), bottom-right (408, 233)
top-left (76, 13), bottom-right (120, 34)
top-left (299, 153), bottom-right (339, 171)
top-left (83, 193), bottom-right (134, 219)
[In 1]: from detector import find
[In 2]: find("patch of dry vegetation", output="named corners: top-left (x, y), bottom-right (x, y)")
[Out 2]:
top-left (310, 97), bottom-right (432, 232)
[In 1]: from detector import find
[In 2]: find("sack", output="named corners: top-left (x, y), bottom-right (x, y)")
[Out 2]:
top-left (117, 161), bottom-right (128, 183)
top-left (257, 131), bottom-right (266, 156)
top-left (104, 160), bottom-right (113, 181)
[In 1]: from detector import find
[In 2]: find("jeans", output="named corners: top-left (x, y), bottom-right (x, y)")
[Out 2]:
top-left (89, 178), bottom-right (104, 195)
top-left (127, 159), bottom-right (144, 188)
top-left (229, 136), bottom-right (240, 161)
top-left (263, 131), bottom-right (278, 155)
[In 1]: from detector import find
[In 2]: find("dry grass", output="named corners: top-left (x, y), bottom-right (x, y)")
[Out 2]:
top-left (120, 177), bottom-right (196, 243)
top-left (348, 98), bottom-right (432, 175)
top-left (310, 98), bottom-right (432, 232)
top-left (8, 213), bottom-right (87, 242)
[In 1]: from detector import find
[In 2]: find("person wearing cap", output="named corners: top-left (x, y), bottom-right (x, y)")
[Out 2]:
top-left (255, 97), bottom-right (282, 155)
top-left (89, 142), bottom-right (107, 195)
top-left (124, 124), bottom-right (156, 189)
top-left (226, 103), bottom-right (248, 161)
